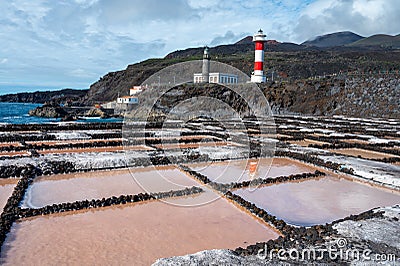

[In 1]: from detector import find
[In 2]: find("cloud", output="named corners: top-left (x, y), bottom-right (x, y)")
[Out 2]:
top-left (0, 0), bottom-right (175, 88)
top-left (210, 31), bottom-right (248, 46)
top-left (97, 0), bottom-right (199, 24)
top-left (293, 0), bottom-right (400, 42)
top-left (70, 68), bottom-right (96, 78)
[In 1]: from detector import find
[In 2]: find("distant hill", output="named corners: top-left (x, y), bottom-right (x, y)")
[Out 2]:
top-left (234, 36), bottom-right (252, 45)
top-left (347, 34), bottom-right (400, 48)
top-left (302, 31), bottom-right (364, 47)
top-left (0, 89), bottom-right (88, 104)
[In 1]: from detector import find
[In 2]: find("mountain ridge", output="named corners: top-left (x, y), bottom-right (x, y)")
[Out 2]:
top-left (347, 34), bottom-right (400, 48)
top-left (302, 31), bottom-right (364, 47)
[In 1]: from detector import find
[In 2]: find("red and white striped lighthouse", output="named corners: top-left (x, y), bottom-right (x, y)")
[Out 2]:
top-left (251, 29), bottom-right (267, 83)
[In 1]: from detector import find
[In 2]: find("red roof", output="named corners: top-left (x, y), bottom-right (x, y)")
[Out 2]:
top-left (120, 96), bottom-right (137, 99)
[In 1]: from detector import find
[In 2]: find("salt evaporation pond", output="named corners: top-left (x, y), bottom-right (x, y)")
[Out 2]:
top-left (289, 139), bottom-right (329, 147)
top-left (154, 141), bottom-right (239, 150)
top-left (233, 175), bottom-right (400, 226)
top-left (0, 179), bottom-right (18, 212)
top-left (22, 166), bottom-right (199, 208)
top-left (1, 192), bottom-right (280, 265)
top-left (187, 158), bottom-right (320, 184)
top-left (330, 148), bottom-right (399, 160)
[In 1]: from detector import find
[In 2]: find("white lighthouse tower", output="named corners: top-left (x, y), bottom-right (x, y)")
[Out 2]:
top-left (251, 29), bottom-right (267, 83)
top-left (202, 46), bottom-right (210, 83)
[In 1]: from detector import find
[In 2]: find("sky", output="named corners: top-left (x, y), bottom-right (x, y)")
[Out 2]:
top-left (0, 0), bottom-right (399, 95)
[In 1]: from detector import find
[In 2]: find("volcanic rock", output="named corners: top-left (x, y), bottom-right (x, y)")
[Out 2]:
top-left (28, 104), bottom-right (68, 118)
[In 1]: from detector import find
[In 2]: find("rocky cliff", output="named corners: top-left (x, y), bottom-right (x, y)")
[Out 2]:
top-left (123, 76), bottom-right (400, 120)
top-left (81, 58), bottom-right (178, 104)
top-left (262, 75), bottom-right (400, 118)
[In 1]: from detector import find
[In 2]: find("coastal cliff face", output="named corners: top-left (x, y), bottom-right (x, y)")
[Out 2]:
top-left (81, 59), bottom-right (171, 105)
top-left (122, 76), bottom-right (400, 120)
top-left (262, 76), bottom-right (400, 118)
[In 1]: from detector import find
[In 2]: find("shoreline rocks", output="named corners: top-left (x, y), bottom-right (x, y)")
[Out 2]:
top-left (28, 104), bottom-right (68, 118)
top-left (84, 107), bottom-right (110, 119)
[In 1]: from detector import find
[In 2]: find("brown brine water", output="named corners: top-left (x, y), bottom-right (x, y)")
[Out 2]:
top-left (330, 148), bottom-right (399, 159)
top-left (234, 175), bottom-right (400, 226)
top-left (0, 179), bottom-right (18, 212)
top-left (187, 158), bottom-right (321, 184)
top-left (1, 193), bottom-right (279, 265)
top-left (22, 166), bottom-right (199, 208)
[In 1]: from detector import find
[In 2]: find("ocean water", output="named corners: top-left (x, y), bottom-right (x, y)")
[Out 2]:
top-left (0, 103), bottom-right (122, 124)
